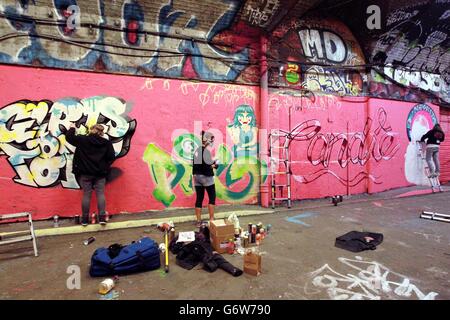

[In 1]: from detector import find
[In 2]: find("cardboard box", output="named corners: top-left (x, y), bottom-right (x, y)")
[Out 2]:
top-left (209, 219), bottom-right (235, 237)
top-left (243, 251), bottom-right (262, 276)
top-left (210, 219), bottom-right (235, 254)
top-left (212, 235), bottom-right (233, 254)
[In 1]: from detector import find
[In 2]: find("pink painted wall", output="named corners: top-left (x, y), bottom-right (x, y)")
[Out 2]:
top-left (0, 64), bottom-right (441, 220)
top-left (0, 65), bottom-right (261, 220)
top-left (268, 91), bottom-right (440, 200)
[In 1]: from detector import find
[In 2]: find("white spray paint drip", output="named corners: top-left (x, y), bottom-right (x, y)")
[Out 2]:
top-left (305, 257), bottom-right (439, 300)
top-left (404, 115), bottom-right (431, 186)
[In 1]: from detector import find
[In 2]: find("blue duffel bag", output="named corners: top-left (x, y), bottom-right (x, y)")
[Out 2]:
top-left (90, 237), bottom-right (161, 277)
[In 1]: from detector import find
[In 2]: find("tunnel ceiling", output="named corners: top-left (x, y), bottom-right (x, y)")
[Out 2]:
top-left (256, 0), bottom-right (449, 78)
top-left (0, 0), bottom-right (447, 105)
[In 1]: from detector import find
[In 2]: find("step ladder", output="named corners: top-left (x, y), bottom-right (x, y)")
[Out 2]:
top-left (417, 141), bottom-right (443, 192)
top-left (420, 211), bottom-right (450, 223)
top-left (269, 129), bottom-right (292, 208)
top-left (0, 212), bottom-right (38, 257)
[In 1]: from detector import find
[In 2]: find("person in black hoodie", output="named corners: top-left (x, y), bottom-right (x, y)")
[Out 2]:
top-left (420, 123), bottom-right (445, 178)
top-left (65, 123), bottom-right (116, 226)
top-left (192, 131), bottom-right (218, 227)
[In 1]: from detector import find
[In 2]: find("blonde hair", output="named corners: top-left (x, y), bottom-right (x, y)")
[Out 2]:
top-left (89, 124), bottom-right (105, 136)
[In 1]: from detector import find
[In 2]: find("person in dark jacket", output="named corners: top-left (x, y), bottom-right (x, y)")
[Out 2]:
top-left (192, 131), bottom-right (218, 227)
top-left (65, 123), bottom-right (116, 226)
top-left (420, 123), bottom-right (445, 178)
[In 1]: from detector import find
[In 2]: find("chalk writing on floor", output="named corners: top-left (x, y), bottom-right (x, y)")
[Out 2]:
top-left (304, 256), bottom-right (438, 300)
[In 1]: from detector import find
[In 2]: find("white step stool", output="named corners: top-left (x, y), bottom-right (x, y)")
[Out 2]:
top-left (0, 212), bottom-right (38, 257)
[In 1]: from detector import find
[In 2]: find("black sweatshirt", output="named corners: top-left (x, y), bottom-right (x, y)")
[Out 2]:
top-left (65, 128), bottom-right (116, 177)
top-left (192, 146), bottom-right (214, 176)
top-left (420, 128), bottom-right (445, 145)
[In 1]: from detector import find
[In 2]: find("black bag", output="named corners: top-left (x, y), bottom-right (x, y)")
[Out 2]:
top-left (90, 237), bottom-right (160, 277)
top-left (335, 231), bottom-right (383, 252)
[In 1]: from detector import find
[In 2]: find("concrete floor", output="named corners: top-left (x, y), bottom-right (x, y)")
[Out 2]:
top-left (1, 190), bottom-right (449, 300)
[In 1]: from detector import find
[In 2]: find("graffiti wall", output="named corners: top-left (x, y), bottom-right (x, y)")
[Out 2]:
top-left (367, 0), bottom-right (449, 104)
top-left (0, 0), bottom-right (261, 83)
top-left (311, 0), bottom-right (449, 105)
top-left (268, 17), bottom-right (367, 96)
top-left (268, 89), bottom-right (440, 200)
top-left (0, 64), bottom-right (263, 219)
top-left (0, 97), bottom-right (136, 189)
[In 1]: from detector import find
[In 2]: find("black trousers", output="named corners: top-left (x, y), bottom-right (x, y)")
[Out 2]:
top-left (78, 175), bottom-right (106, 218)
top-left (195, 184), bottom-right (216, 208)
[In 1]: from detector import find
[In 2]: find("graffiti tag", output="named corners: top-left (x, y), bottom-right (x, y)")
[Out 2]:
top-left (0, 96), bottom-right (136, 188)
top-left (304, 256), bottom-right (439, 300)
top-left (285, 108), bottom-right (399, 185)
top-left (0, 0), bottom-right (248, 81)
top-left (142, 133), bottom-right (267, 207)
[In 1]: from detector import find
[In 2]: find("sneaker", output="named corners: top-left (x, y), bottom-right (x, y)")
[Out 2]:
top-left (81, 215), bottom-right (89, 227)
top-left (99, 214), bottom-right (107, 225)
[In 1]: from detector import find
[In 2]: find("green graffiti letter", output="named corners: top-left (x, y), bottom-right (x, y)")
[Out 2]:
top-left (143, 143), bottom-right (177, 206)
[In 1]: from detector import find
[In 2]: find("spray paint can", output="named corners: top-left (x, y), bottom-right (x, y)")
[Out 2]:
top-left (248, 223), bottom-right (252, 234)
top-left (256, 233), bottom-right (261, 246)
top-left (251, 224), bottom-right (257, 243)
top-left (74, 215), bottom-right (80, 225)
top-left (169, 228), bottom-right (175, 243)
top-left (266, 224), bottom-right (272, 234)
top-left (83, 237), bottom-right (96, 246)
top-left (260, 228), bottom-right (265, 240)
top-left (243, 235), bottom-right (249, 248)
top-left (235, 237), bottom-right (242, 250)
top-left (257, 222), bottom-right (263, 234)
top-left (53, 215), bottom-right (59, 228)
top-left (91, 213), bottom-right (96, 224)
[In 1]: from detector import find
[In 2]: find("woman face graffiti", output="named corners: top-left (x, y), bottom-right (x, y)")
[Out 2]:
top-left (238, 112), bottom-right (252, 126)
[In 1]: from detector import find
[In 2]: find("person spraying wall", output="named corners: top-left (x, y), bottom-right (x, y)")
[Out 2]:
top-left (192, 131), bottom-right (218, 227)
top-left (64, 123), bottom-right (116, 226)
top-left (420, 123), bottom-right (445, 178)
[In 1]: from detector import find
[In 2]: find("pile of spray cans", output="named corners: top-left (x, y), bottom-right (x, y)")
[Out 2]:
top-left (240, 222), bottom-right (271, 248)
top-left (222, 220), bottom-right (272, 254)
